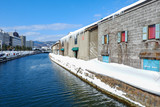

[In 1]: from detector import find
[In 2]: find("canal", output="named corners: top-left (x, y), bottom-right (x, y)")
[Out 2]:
top-left (0, 53), bottom-right (127, 107)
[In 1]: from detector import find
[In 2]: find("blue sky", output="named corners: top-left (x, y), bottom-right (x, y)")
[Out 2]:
top-left (0, 0), bottom-right (138, 41)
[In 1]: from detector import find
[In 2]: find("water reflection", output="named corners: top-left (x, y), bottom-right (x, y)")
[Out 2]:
top-left (0, 54), bottom-right (127, 107)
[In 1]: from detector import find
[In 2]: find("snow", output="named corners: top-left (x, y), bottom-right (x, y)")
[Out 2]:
top-left (60, 0), bottom-right (147, 43)
top-left (49, 53), bottom-right (160, 106)
top-left (0, 51), bottom-right (34, 58)
top-left (101, 0), bottom-right (147, 21)
top-left (60, 21), bottom-right (99, 42)
top-left (49, 54), bottom-right (160, 96)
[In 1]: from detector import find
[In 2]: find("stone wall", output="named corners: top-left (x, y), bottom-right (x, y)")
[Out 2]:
top-left (90, 72), bottom-right (160, 107)
top-left (98, 0), bottom-right (160, 69)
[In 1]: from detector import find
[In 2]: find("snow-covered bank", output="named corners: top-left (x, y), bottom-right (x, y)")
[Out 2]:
top-left (50, 53), bottom-right (160, 96)
top-left (0, 51), bottom-right (35, 62)
top-left (49, 54), bottom-right (159, 106)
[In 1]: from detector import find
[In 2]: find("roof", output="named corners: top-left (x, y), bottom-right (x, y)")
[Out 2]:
top-left (51, 41), bottom-right (59, 48)
top-left (60, 0), bottom-right (148, 42)
top-left (100, 0), bottom-right (147, 22)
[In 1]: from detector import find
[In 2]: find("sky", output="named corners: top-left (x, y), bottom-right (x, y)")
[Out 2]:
top-left (0, 0), bottom-right (139, 41)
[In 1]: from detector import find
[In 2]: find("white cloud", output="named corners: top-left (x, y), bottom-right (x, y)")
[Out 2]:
top-left (35, 34), bottom-right (65, 41)
top-left (126, 0), bottom-right (137, 3)
top-left (22, 31), bottom-right (65, 41)
top-left (94, 14), bottom-right (102, 17)
top-left (23, 32), bottom-right (40, 36)
top-left (1, 23), bottom-right (82, 31)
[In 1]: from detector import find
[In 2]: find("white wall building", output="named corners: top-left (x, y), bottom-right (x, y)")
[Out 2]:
top-left (20, 35), bottom-right (26, 47)
top-left (0, 30), bottom-right (10, 46)
top-left (26, 40), bottom-right (34, 49)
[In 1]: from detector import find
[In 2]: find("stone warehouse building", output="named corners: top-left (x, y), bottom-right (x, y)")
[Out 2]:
top-left (52, 0), bottom-right (160, 72)
top-left (60, 23), bottom-right (98, 60)
top-left (98, 0), bottom-right (160, 72)
top-left (51, 41), bottom-right (61, 55)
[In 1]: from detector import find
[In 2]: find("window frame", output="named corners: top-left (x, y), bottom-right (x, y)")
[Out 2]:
top-left (121, 31), bottom-right (125, 42)
top-left (148, 24), bottom-right (156, 40)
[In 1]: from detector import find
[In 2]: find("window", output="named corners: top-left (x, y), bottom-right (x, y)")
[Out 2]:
top-left (75, 35), bottom-right (77, 44)
top-left (62, 42), bottom-right (64, 47)
top-left (102, 35), bottom-right (109, 44)
top-left (104, 35), bottom-right (107, 44)
top-left (143, 24), bottom-right (160, 41)
top-left (121, 31), bottom-right (125, 42)
top-left (148, 25), bottom-right (155, 39)
top-left (117, 31), bottom-right (128, 43)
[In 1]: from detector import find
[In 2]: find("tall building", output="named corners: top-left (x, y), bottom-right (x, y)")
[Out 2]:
top-left (8, 32), bottom-right (21, 47)
top-left (26, 40), bottom-right (34, 49)
top-left (20, 35), bottom-right (26, 47)
top-left (0, 30), bottom-right (10, 46)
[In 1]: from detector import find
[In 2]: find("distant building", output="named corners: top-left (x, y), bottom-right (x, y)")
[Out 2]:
top-left (0, 30), bottom-right (10, 46)
top-left (8, 32), bottom-right (21, 47)
top-left (26, 40), bottom-right (34, 49)
top-left (51, 41), bottom-right (60, 55)
top-left (20, 35), bottom-right (26, 47)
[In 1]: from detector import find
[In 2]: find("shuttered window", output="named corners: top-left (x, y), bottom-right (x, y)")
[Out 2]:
top-left (102, 35), bottom-right (109, 44)
top-left (104, 35), bottom-right (107, 44)
top-left (121, 31), bottom-right (125, 42)
top-left (149, 25), bottom-right (155, 39)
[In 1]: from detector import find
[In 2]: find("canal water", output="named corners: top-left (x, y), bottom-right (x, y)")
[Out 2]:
top-left (0, 54), bottom-right (127, 107)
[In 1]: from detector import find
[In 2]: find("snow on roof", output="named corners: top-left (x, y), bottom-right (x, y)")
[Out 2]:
top-left (60, 21), bottom-right (99, 42)
top-left (101, 0), bottom-right (147, 21)
top-left (60, 0), bottom-right (147, 42)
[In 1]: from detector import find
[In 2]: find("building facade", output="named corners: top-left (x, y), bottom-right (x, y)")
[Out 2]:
top-left (20, 36), bottom-right (26, 47)
top-left (9, 32), bottom-right (22, 47)
top-left (52, 0), bottom-right (160, 72)
top-left (0, 30), bottom-right (10, 46)
top-left (51, 41), bottom-right (60, 55)
top-left (98, 0), bottom-right (160, 72)
top-left (26, 40), bottom-right (34, 49)
top-left (60, 24), bottom-right (98, 60)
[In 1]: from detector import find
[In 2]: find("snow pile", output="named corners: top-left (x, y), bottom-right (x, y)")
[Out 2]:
top-left (49, 53), bottom-right (160, 96)
top-left (87, 59), bottom-right (160, 95)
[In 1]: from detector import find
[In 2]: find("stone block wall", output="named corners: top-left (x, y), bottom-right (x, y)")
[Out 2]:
top-left (98, 0), bottom-right (160, 69)
top-left (89, 27), bottom-right (98, 60)
top-left (93, 73), bottom-right (160, 107)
